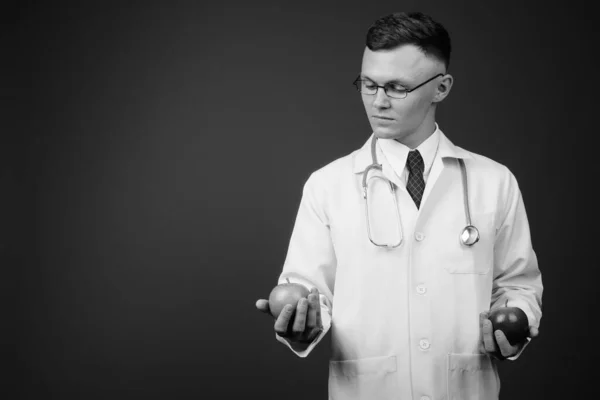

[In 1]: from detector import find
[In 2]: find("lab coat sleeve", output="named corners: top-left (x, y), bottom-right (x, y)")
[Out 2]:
top-left (491, 168), bottom-right (543, 361)
top-left (274, 171), bottom-right (336, 358)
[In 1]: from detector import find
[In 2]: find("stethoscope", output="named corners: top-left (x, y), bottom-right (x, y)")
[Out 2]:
top-left (361, 135), bottom-right (480, 249)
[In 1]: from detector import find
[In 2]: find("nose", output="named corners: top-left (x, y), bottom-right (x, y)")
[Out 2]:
top-left (372, 87), bottom-right (391, 109)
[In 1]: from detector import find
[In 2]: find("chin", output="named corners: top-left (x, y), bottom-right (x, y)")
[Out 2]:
top-left (373, 127), bottom-right (402, 140)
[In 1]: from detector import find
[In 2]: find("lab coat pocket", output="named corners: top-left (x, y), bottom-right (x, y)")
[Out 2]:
top-left (328, 355), bottom-right (399, 400)
top-left (442, 211), bottom-right (495, 274)
top-left (447, 353), bottom-right (500, 400)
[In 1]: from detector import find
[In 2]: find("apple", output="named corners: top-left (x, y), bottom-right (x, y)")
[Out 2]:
top-left (489, 300), bottom-right (530, 346)
top-left (268, 278), bottom-right (310, 319)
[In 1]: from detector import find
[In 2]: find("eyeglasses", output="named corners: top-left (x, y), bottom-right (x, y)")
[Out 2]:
top-left (353, 73), bottom-right (444, 99)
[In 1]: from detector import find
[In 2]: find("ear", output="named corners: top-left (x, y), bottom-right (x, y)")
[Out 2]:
top-left (433, 74), bottom-right (453, 103)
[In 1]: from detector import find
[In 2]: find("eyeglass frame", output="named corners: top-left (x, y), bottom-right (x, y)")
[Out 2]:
top-left (353, 73), bottom-right (445, 99)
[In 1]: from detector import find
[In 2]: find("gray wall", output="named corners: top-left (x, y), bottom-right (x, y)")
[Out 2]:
top-left (5, 0), bottom-right (594, 399)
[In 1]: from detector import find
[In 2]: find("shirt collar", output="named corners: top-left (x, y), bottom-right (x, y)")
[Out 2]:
top-left (378, 126), bottom-right (440, 178)
top-left (352, 123), bottom-right (472, 174)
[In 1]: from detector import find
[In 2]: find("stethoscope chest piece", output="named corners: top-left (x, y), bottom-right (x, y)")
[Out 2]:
top-left (460, 225), bottom-right (480, 246)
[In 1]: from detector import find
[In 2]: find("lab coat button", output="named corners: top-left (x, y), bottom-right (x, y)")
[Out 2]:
top-left (416, 285), bottom-right (427, 294)
top-left (415, 232), bottom-right (425, 241)
top-left (419, 339), bottom-right (430, 350)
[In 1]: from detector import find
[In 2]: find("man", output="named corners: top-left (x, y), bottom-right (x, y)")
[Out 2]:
top-left (256, 11), bottom-right (543, 400)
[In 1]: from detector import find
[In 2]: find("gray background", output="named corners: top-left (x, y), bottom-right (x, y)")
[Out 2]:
top-left (4, 0), bottom-right (595, 398)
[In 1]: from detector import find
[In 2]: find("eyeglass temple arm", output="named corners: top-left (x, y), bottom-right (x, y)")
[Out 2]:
top-left (406, 73), bottom-right (445, 93)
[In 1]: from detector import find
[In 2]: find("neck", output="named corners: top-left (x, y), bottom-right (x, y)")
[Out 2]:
top-left (394, 106), bottom-right (437, 149)
top-left (395, 120), bottom-right (436, 149)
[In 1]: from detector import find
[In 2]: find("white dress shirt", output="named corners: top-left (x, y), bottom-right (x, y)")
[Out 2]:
top-left (378, 125), bottom-right (441, 186)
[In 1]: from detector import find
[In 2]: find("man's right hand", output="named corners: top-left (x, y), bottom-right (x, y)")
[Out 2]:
top-left (256, 287), bottom-right (324, 346)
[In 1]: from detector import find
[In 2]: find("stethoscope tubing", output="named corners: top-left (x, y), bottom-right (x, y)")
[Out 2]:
top-left (362, 135), bottom-right (479, 248)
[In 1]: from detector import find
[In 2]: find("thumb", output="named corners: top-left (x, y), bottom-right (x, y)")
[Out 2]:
top-left (529, 326), bottom-right (539, 338)
top-left (256, 299), bottom-right (270, 314)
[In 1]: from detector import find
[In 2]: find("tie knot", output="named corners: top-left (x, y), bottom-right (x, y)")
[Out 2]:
top-left (407, 150), bottom-right (424, 173)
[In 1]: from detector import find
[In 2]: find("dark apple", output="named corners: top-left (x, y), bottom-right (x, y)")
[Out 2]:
top-left (268, 278), bottom-right (310, 319)
top-left (489, 300), bottom-right (530, 346)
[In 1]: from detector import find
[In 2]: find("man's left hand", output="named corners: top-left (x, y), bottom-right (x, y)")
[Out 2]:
top-left (479, 311), bottom-right (539, 360)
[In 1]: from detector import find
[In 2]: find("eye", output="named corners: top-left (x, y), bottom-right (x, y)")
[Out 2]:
top-left (387, 84), bottom-right (407, 94)
top-left (363, 81), bottom-right (377, 90)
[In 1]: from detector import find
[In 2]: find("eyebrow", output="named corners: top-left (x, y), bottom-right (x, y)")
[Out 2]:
top-left (361, 74), bottom-right (410, 87)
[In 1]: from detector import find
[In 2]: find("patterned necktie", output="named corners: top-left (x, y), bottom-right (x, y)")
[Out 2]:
top-left (406, 150), bottom-right (425, 209)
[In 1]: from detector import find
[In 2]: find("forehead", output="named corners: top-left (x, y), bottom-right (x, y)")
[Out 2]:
top-left (361, 44), bottom-right (439, 83)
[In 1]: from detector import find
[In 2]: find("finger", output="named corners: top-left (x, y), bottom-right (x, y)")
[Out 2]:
top-left (306, 293), bottom-right (318, 328)
top-left (479, 312), bottom-right (487, 337)
top-left (478, 313), bottom-right (487, 353)
top-left (292, 298), bottom-right (309, 334)
top-left (529, 326), bottom-right (539, 338)
top-left (478, 341), bottom-right (486, 354)
top-left (494, 330), bottom-right (518, 358)
top-left (274, 304), bottom-right (294, 337)
top-left (309, 287), bottom-right (323, 330)
top-left (315, 294), bottom-right (323, 330)
top-left (482, 319), bottom-right (498, 354)
top-left (256, 299), bottom-right (270, 314)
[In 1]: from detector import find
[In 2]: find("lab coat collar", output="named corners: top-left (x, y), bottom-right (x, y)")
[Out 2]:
top-left (352, 125), bottom-right (473, 174)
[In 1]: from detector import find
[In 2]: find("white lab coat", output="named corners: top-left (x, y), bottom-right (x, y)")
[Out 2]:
top-left (274, 128), bottom-right (543, 400)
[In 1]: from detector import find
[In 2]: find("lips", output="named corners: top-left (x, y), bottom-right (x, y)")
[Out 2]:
top-left (373, 115), bottom-right (394, 120)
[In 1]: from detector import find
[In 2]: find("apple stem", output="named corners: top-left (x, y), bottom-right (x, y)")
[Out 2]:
top-left (286, 278), bottom-right (290, 284)
top-left (505, 299), bottom-right (508, 307)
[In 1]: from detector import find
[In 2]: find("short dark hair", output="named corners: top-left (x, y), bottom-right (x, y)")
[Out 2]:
top-left (366, 11), bottom-right (452, 70)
